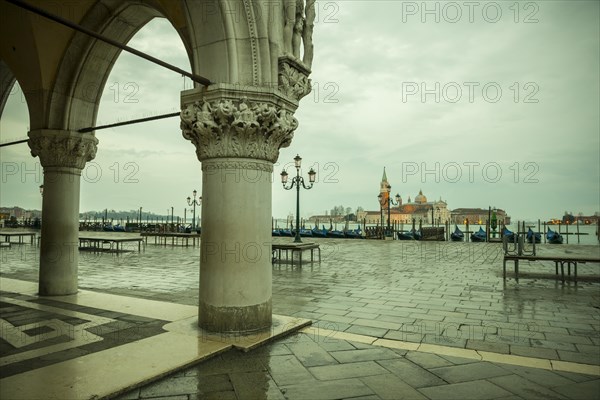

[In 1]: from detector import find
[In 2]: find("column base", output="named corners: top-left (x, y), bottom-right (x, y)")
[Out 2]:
top-left (199, 299), bottom-right (272, 333)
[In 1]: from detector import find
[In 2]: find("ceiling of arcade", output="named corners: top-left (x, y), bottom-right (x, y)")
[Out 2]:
top-left (0, 0), bottom-right (190, 94)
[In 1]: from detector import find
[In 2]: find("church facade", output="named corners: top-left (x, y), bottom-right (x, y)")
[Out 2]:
top-left (357, 169), bottom-right (450, 225)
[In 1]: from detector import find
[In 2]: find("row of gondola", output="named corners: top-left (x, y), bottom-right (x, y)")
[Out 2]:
top-left (448, 225), bottom-right (563, 244)
top-left (274, 224), bottom-right (565, 243)
top-left (272, 226), bottom-right (365, 239)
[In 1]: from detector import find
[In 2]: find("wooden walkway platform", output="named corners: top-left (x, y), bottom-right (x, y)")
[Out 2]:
top-left (272, 243), bottom-right (321, 266)
top-left (0, 232), bottom-right (36, 244)
top-left (141, 232), bottom-right (201, 247)
top-left (79, 237), bottom-right (144, 253)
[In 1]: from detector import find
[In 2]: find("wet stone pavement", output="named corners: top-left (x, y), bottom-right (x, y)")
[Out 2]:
top-left (1, 233), bottom-right (599, 398)
top-left (114, 332), bottom-right (599, 400)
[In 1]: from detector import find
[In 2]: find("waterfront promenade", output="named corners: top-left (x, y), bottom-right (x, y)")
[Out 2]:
top-left (1, 232), bottom-right (599, 399)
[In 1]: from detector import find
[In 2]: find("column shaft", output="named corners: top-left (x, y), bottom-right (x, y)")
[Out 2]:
top-left (39, 167), bottom-right (82, 295)
top-left (199, 158), bottom-right (272, 332)
top-left (28, 129), bottom-right (98, 296)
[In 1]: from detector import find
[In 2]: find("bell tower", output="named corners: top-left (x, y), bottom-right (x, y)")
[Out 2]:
top-left (380, 167), bottom-right (390, 205)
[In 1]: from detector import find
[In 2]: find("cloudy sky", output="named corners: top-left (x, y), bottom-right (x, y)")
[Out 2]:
top-left (1, 0), bottom-right (598, 222)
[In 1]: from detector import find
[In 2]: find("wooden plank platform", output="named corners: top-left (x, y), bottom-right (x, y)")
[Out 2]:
top-left (503, 254), bottom-right (600, 283)
top-left (79, 237), bottom-right (144, 253)
top-left (0, 232), bottom-right (36, 244)
top-left (140, 232), bottom-right (201, 247)
top-left (272, 243), bottom-right (321, 266)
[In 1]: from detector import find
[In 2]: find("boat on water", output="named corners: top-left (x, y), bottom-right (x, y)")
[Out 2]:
top-left (102, 224), bottom-right (114, 232)
top-left (397, 230), bottom-right (414, 240)
top-left (299, 228), bottom-right (313, 237)
top-left (502, 226), bottom-right (515, 242)
top-left (546, 228), bottom-right (563, 244)
top-left (450, 225), bottom-right (464, 241)
top-left (272, 229), bottom-right (281, 236)
top-left (344, 228), bottom-right (364, 239)
top-left (113, 224), bottom-right (125, 232)
top-left (279, 229), bottom-right (293, 237)
top-left (527, 228), bottom-right (541, 243)
top-left (311, 226), bottom-right (328, 238)
top-left (327, 230), bottom-right (346, 238)
top-left (471, 227), bottom-right (487, 242)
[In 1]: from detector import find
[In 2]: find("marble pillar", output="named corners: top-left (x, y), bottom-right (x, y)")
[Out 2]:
top-left (28, 130), bottom-right (98, 295)
top-left (181, 82), bottom-right (306, 333)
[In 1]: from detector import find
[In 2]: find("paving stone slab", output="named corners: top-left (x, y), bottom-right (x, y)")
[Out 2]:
top-left (429, 361), bottom-right (512, 383)
top-left (377, 358), bottom-right (448, 388)
top-left (488, 374), bottom-right (568, 400)
top-left (360, 374), bottom-right (427, 400)
top-left (281, 378), bottom-right (374, 400)
top-left (418, 379), bottom-right (513, 400)
top-left (308, 360), bottom-right (389, 380)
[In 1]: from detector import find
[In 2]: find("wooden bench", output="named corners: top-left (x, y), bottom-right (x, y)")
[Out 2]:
top-left (503, 255), bottom-right (600, 283)
top-left (272, 243), bottom-right (321, 266)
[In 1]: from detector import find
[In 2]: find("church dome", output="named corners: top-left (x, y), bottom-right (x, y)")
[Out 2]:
top-left (414, 190), bottom-right (427, 204)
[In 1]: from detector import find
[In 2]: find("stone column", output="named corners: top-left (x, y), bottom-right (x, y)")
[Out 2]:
top-left (181, 75), bottom-right (309, 332)
top-left (28, 130), bottom-right (98, 296)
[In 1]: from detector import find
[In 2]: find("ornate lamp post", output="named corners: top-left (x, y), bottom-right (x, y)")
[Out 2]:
top-left (280, 154), bottom-right (316, 243)
top-left (491, 207), bottom-right (498, 238)
top-left (186, 190), bottom-right (202, 231)
top-left (378, 186), bottom-right (401, 235)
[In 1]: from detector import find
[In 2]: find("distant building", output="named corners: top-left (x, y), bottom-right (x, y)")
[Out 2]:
top-left (450, 208), bottom-right (510, 225)
top-left (356, 169), bottom-right (450, 225)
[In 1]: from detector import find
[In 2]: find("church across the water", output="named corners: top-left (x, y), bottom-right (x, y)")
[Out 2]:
top-left (356, 168), bottom-right (450, 225)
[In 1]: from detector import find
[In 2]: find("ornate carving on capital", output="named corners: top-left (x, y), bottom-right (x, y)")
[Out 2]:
top-left (278, 56), bottom-right (312, 101)
top-left (181, 97), bottom-right (298, 163)
top-left (28, 130), bottom-right (98, 170)
top-left (202, 159), bottom-right (274, 173)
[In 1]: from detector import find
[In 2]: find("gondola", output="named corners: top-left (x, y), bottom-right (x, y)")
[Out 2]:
top-left (546, 228), bottom-right (563, 244)
top-left (471, 227), bottom-right (487, 242)
top-left (344, 228), bottom-right (363, 239)
top-left (327, 230), bottom-right (346, 238)
top-left (527, 228), bottom-right (541, 243)
top-left (113, 224), bottom-right (125, 232)
top-left (272, 229), bottom-right (281, 236)
top-left (299, 228), bottom-right (313, 237)
top-left (279, 229), bottom-right (293, 237)
top-left (311, 226), bottom-right (328, 238)
top-left (397, 230), bottom-right (414, 240)
top-left (450, 225), bottom-right (464, 241)
top-left (102, 224), bottom-right (114, 232)
top-left (502, 226), bottom-right (515, 243)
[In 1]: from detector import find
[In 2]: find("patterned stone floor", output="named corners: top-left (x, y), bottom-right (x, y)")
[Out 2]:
top-left (0, 291), bottom-right (168, 379)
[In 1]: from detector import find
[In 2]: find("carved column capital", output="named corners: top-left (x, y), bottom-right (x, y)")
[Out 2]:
top-left (181, 84), bottom-right (300, 163)
top-left (278, 56), bottom-right (312, 101)
top-left (28, 130), bottom-right (98, 170)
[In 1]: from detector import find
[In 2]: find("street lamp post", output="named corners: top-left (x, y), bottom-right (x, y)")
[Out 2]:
top-left (280, 154), bottom-right (316, 243)
top-left (378, 185), bottom-right (401, 238)
top-left (187, 190), bottom-right (202, 231)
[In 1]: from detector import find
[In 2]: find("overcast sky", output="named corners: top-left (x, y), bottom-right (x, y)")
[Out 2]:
top-left (1, 0), bottom-right (599, 222)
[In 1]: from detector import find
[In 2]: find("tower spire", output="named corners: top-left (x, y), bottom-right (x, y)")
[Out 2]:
top-left (382, 167), bottom-right (388, 183)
